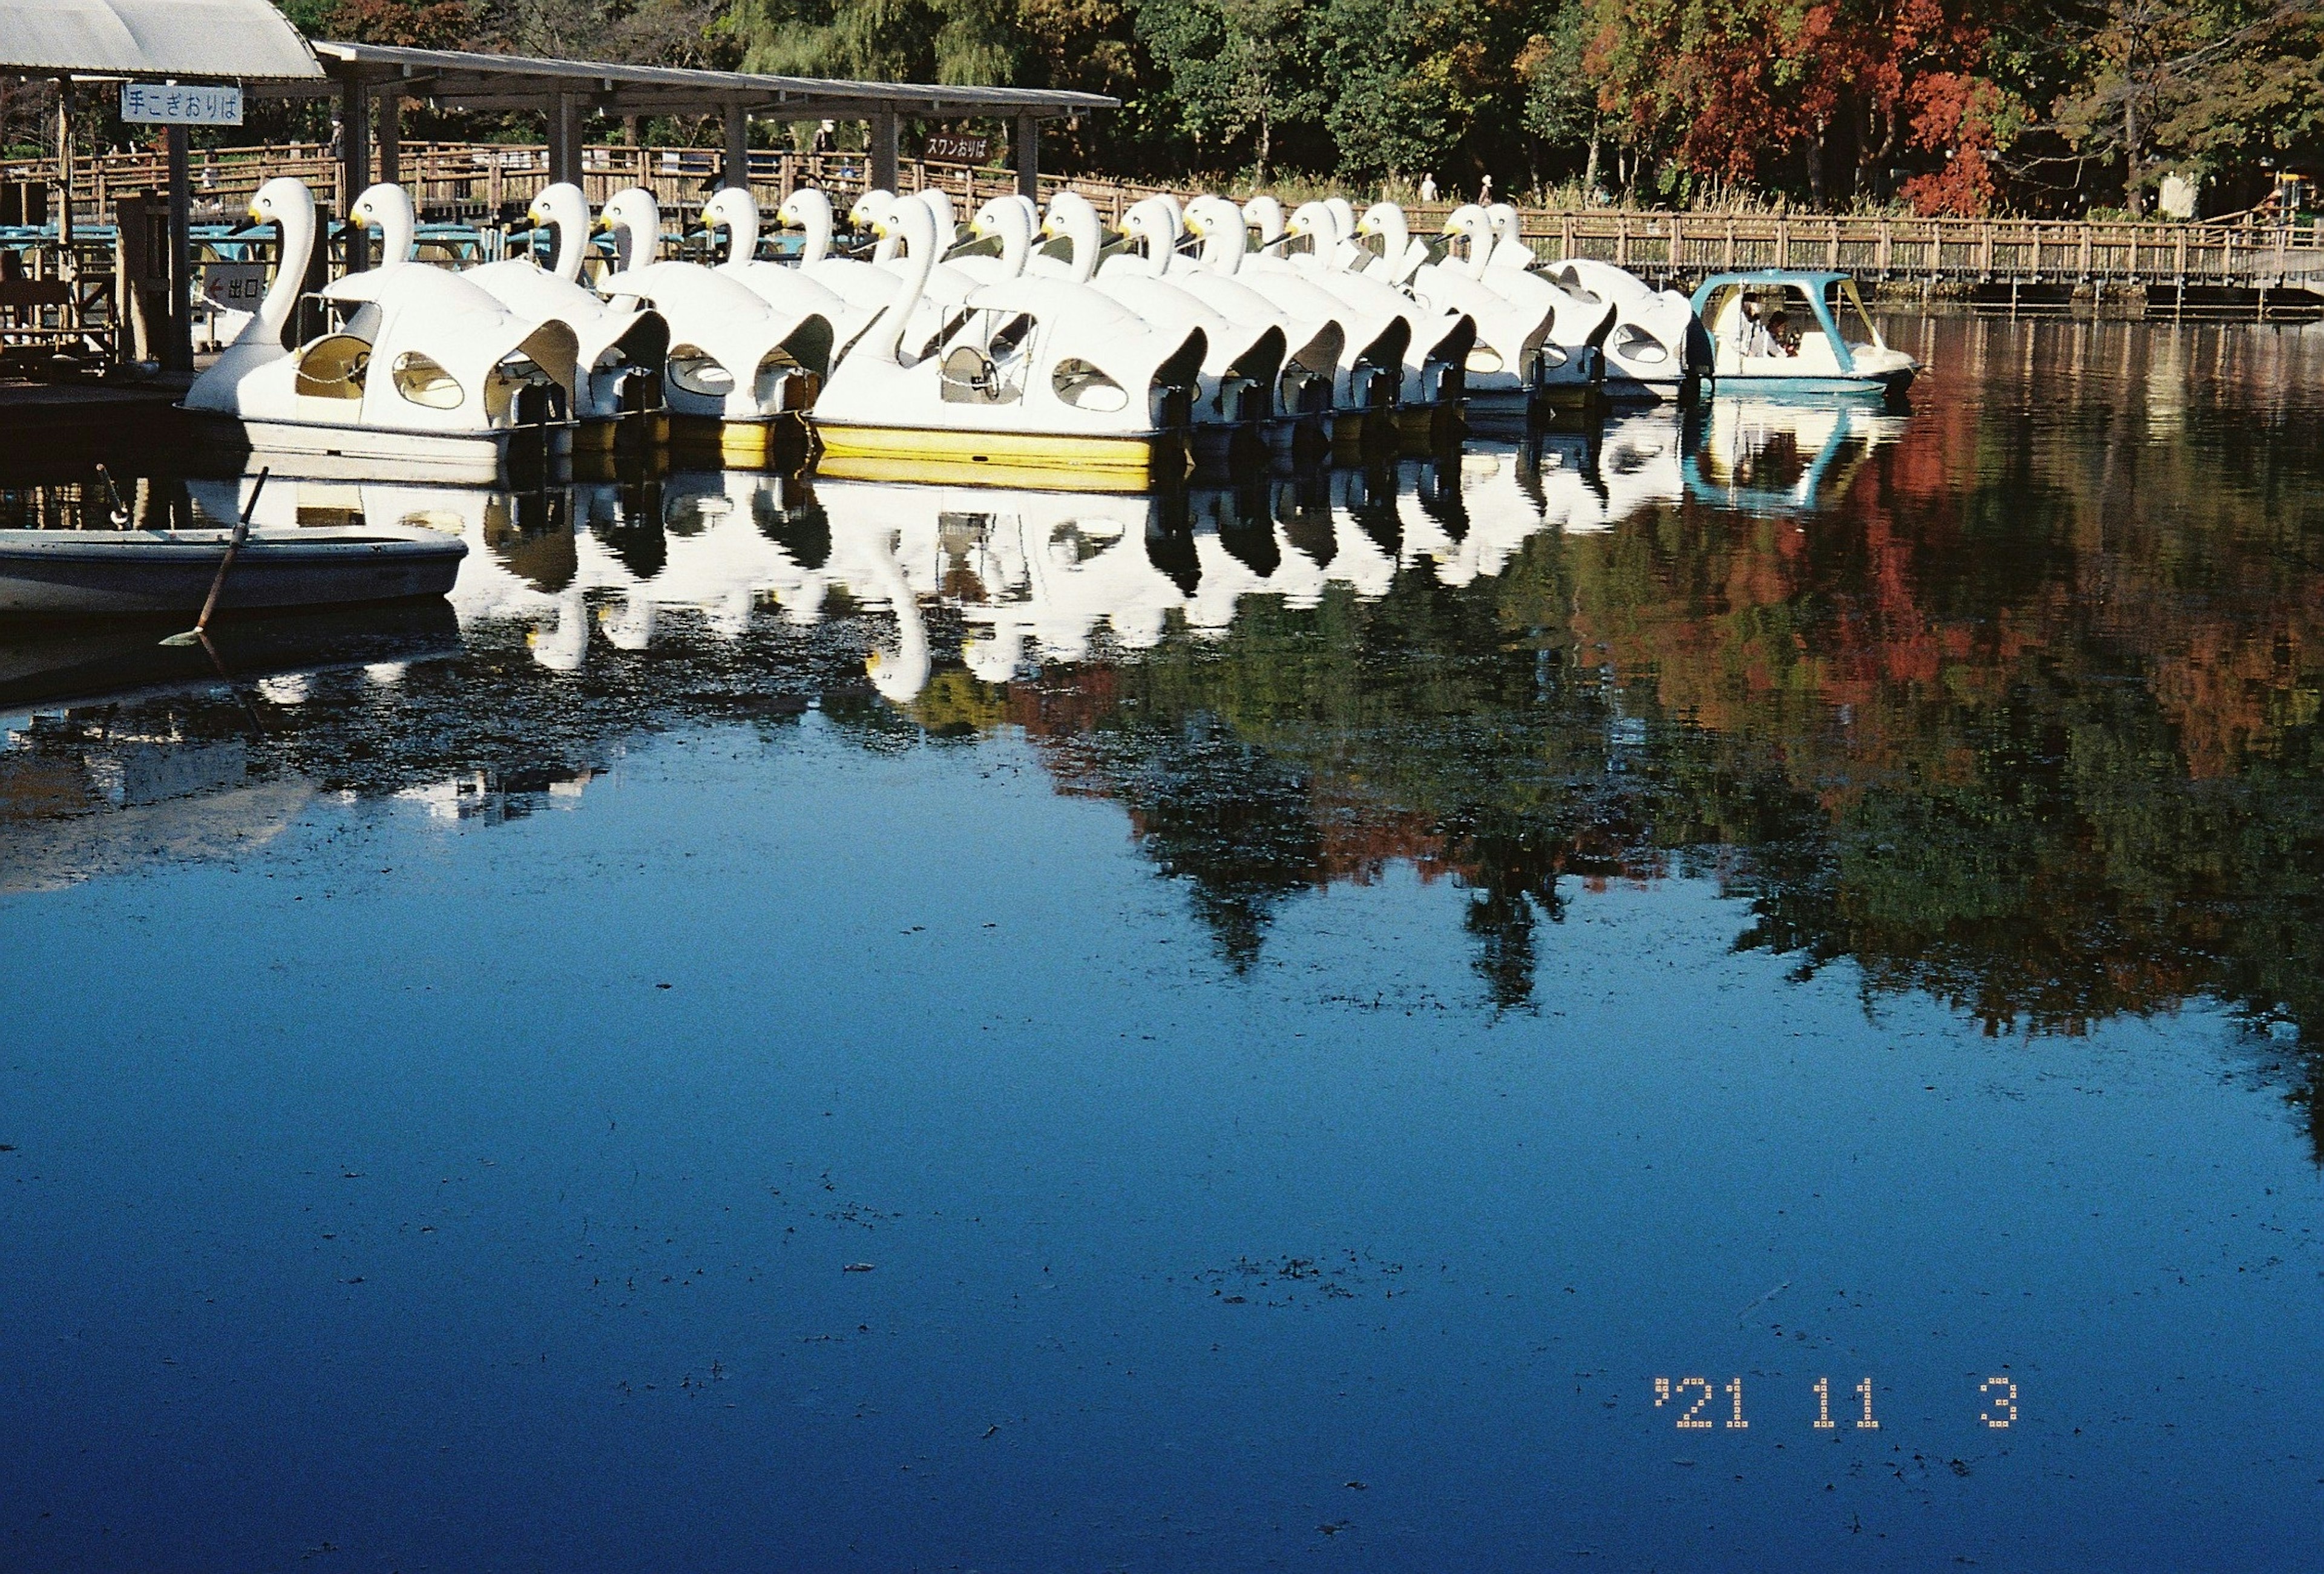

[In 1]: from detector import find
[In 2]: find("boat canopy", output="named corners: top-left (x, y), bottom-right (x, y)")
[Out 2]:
top-left (0, 0), bottom-right (323, 81)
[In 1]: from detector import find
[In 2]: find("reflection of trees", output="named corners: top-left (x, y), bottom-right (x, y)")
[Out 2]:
top-left (1002, 325), bottom-right (2324, 1143)
top-left (13, 323), bottom-right (2322, 1134)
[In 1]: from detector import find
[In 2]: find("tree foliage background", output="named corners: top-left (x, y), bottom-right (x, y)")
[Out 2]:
top-left (260, 0), bottom-right (2322, 214)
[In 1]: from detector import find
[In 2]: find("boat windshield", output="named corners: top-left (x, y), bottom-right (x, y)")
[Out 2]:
top-left (1830, 281), bottom-right (1880, 349)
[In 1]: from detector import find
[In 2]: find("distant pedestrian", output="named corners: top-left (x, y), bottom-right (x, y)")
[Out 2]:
top-left (1479, 172), bottom-right (1492, 203)
top-left (1419, 172), bottom-right (1437, 204)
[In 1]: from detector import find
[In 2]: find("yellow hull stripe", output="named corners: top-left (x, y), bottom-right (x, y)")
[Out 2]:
top-left (811, 424), bottom-right (1177, 487)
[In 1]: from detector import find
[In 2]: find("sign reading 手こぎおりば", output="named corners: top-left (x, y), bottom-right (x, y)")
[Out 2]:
top-left (122, 83), bottom-right (245, 126)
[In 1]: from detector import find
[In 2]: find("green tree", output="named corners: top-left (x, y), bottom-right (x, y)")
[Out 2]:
top-left (2049, 0), bottom-right (2324, 215)
top-left (1137, 0), bottom-right (1323, 181)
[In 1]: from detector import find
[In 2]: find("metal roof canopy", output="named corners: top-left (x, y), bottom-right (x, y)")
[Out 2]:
top-left (264, 42), bottom-right (1117, 231)
top-left (0, 0), bottom-right (324, 81)
top-left (287, 42), bottom-right (1115, 123)
top-left (0, 1), bottom-right (323, 378)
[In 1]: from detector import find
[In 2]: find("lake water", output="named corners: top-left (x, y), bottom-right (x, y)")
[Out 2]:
top-left (4, 316), bottom-right (2323, 1570)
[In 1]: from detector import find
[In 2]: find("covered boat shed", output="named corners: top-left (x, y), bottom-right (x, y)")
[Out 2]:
top-left (280, 44), bottom-right (1117, 218)
top-left (1, 0), bottom-right (327, 372)
top-left (2, 1), bottom-right (1115, 369)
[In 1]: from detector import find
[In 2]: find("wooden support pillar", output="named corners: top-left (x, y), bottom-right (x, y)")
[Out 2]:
top-left (339, 73), bottom-right (369, 270)
top-left (550, 93), bottom-right (580, 186)
top-left (1013, 113), bottom-right (1038, 202)
top-left (376, 83), bottom-right (401, 187)
top-left (165, 125), bottom-right (192, 373)
top-left (53, 77), bottom-right (74, 255)
top-left (870, 108), bottom-right (899, 192)
top-left (723, 103), bottom-right (750, 190)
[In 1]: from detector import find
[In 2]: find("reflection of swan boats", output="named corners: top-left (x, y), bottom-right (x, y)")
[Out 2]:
top-left (1684, 398), bottom-right (1909, 514)
top-left (1595, 408), bottom-right (1687, 526)
top-left (809, 478), bottom-right (1182, 674)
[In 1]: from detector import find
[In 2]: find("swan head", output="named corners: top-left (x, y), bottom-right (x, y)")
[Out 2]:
top-left (866, 191), bottom-right (936, 255)
top-left (349, 182), bottom-right (415, 261)
top-left (701, 186), bottom-right (761, 263)
top-left (1356, 201), bottom-right (1402, 238)
top-left (527, 182), bottom-right (592, 280)
top-left (249, 175), bottom-right (312, 229)
top-left (1486, 202), bottom-right (1519, 242)
top-left (969, 194), bottom-right (1017, 240)
top-left (848, 188), bottom-right (893, 229)
top-left (1041, 189), bottom-right (1097, 237)
top-left (597, 187), bottom-right (661, 248)
top-left (917, 188), bottom-right (956, 244)
top-left (1285, 200), bottom-right (1334, 246)
top-left (1442, 203), bottom-right (1491, 238)
top-left (1121, 195), bottom-right (1181, 255)
top-left (1324, 196), bottom-right (1357, 236)
top-left (776, 187), bottom-right (830, 230)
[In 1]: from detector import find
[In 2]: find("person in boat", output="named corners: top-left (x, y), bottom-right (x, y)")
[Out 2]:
top-left (1765, 309), bottom-right (1798, 356)
top-left (1738, 298), bottom-right (1776, 358)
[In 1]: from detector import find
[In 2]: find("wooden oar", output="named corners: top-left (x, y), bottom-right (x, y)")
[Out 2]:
top-left (161, 468), bottom-right (269, 646)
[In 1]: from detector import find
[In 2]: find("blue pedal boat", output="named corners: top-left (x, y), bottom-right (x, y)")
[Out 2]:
top-left (1690, 271), bottom-right (1919, 395)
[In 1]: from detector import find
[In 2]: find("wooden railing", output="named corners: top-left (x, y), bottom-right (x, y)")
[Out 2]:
top-left (8, 140), bottom-right (2324, 289)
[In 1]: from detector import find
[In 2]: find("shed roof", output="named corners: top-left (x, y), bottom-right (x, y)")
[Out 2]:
top-left (0, 0), bottom-right (324, 81)
top-left (287, 41), bottom-right (1115, 122)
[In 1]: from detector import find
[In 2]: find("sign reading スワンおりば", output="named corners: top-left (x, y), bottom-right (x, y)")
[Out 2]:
top-left (922, 134), bottom-right (992, 164)
top-left (121, 83), bottom-right (244, 126)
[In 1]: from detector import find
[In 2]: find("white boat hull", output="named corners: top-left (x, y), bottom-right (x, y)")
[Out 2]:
top-left (180, 410), bottom-right (574, 485)
top-left (0, 526), bottom-right (468, 617)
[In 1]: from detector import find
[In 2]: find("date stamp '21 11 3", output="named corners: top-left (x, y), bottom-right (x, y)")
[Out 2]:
top-left (1652, 1376), bottom-right (2020, 1431)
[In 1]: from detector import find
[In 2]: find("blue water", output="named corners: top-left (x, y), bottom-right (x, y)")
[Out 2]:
top-left (4, 716), bottom-right (2317, 1570)
top-left (7, 314), bottom-right (2324, 1568)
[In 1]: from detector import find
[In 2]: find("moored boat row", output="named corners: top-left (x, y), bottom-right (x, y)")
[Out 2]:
top-left (176, 179), bottom-right (1922, 493)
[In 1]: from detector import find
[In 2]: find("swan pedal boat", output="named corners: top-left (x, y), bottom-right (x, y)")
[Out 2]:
top-left (0, 525), bottom-right (467, 617)
top-left (810, 195), bottom-right (1206, 490)
top-left (1690, 271), bottom-right (1919, 396)
top-left (183, 180), bottom-right (579, 484)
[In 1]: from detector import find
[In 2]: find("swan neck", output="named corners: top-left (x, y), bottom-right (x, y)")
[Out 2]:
top-left (870, 215), bottom-right (933, 363)
top-left (996, 206), bottom-right (1029, 277)
top-left (798, 194), bottom-right (832, 266)
top-left (1066, 203), bottom-right (1100, 283)
top-left (255, 199), bottom-right (312, 344)
top-left (720, 191), bottom-right (760, 267)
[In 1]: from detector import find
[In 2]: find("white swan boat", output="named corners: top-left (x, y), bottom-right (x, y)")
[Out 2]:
top-left (1043, 195), bottom-right (1287, 468)
top-left (596, 187), bottom-right (838, 466)
top-left (353, 181), bottom-right (672, 453)
top-left (1284, 200), bottom-right (1475, 450)
top-left (1421, 205), bottom-right (1609, 412)
top-left (182, 179), bottom-right (580, 483)
top-left (1181, 195), bottom-right (1401, 458)
top-left (809, 193), bottom-right (1206, 490)
top-left (1546, 257), bottom-right (1707, 401)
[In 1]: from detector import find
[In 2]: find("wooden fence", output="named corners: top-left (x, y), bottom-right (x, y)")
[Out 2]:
top-left (8, 139), bottom-right (2324, 293)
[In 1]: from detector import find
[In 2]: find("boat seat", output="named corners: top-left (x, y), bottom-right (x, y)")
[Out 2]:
top-left (295, 333), bottom-right (371, 399)
top-left (941, 344), bottom-right (1017, 404)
